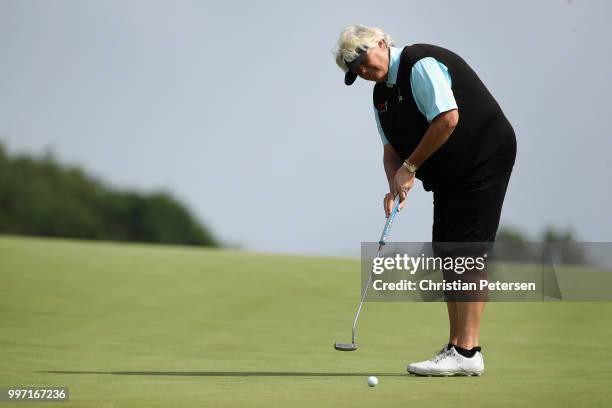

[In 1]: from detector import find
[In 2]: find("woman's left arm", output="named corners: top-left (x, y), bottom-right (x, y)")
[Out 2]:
top-left (407, 109), bottom-right (458, 167)
top-left (393, 109), bottom-right (459, 200)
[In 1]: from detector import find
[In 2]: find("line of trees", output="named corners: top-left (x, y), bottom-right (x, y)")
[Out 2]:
top-left (0, 143), bottom-right (218, 247)
top-left (495, 226), bottom-right (586, 265)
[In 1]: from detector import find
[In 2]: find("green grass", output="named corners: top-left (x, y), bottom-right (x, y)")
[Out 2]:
top-left (1, 235), bottom-right (611, 407)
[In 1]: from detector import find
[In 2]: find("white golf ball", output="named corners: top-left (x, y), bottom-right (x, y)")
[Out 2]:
top-left (367, 376), bottom-right (378, 387)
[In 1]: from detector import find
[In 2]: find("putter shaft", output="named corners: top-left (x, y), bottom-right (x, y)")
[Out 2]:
top-left (349, 195), bottom-right (401, 345)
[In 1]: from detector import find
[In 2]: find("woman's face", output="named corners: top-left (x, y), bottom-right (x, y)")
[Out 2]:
top-left (354, 41), bottom-right (389, 82)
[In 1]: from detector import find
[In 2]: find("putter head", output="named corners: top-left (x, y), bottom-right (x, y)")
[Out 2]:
top-left (334, 342), bottom-right (358, 351)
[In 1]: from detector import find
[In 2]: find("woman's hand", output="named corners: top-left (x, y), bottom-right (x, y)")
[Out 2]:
top-left (393, 166), bottom-right (416, 206)
top-left (383, 188), bottom-right (408, 217)
top-left (383, 192), bottom-right (395, 218)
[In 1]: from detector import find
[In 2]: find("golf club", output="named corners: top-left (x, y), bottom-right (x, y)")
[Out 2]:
top-left (334, 195), bottom-right (402, 351)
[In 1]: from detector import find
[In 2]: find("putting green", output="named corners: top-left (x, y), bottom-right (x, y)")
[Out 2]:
top-left (1, 235), bottom-right (611, 407)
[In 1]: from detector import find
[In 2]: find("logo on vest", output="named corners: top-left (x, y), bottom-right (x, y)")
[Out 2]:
top-left (376, 101), bottom-right (388, 113)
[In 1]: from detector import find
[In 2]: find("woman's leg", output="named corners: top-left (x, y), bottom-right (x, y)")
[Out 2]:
top-left (451, 171), bottom-right (511, 350)
top-left (441, 170), bottom-right (512, 351)
top-left (456, 301), bottom-right (485, 349)
top-left (446, 301), bottom-right (459, 346)
top-left (448, 301), bottom-right (485, 349)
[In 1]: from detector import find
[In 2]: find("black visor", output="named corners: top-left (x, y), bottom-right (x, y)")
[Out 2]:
top-left (343, 48), bottom-right (368, 86)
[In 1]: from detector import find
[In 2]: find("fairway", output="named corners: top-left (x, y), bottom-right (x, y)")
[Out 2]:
top-left (1, 235), bottom-right (611, 407)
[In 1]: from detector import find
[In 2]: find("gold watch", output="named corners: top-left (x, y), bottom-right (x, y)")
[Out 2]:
top-left (402, 160), bottom-right (418, 173)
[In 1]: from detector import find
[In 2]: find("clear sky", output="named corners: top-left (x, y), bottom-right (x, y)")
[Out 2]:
top-left (1, 0), bottom-right (610, 255)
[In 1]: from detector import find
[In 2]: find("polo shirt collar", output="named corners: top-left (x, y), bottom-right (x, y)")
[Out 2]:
top-left (386, 46), bottom-right (401, 87)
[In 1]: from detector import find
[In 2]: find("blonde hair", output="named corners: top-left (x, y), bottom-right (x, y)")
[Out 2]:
top-left (334, 25), bottom-right (394, 72)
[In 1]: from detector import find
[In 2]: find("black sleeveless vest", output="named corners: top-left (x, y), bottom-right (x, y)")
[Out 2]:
top-left (374, 44), bottom-right (516, 191)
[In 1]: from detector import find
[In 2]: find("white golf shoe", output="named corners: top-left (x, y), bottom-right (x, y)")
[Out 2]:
top-left (407, 346), bottom-right (484, 376)
top-left (407, 344), bottom-right (449, 374)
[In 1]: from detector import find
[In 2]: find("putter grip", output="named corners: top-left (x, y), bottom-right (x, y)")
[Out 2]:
top-left (379, 195), bottom-right (401, 245)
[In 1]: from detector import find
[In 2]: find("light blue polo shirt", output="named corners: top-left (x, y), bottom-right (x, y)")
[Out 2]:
top-left (374, 46), bottom-right (458, 145)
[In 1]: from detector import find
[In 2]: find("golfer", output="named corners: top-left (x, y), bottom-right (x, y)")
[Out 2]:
top-left (334, 25), bottom-right (516, 376)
